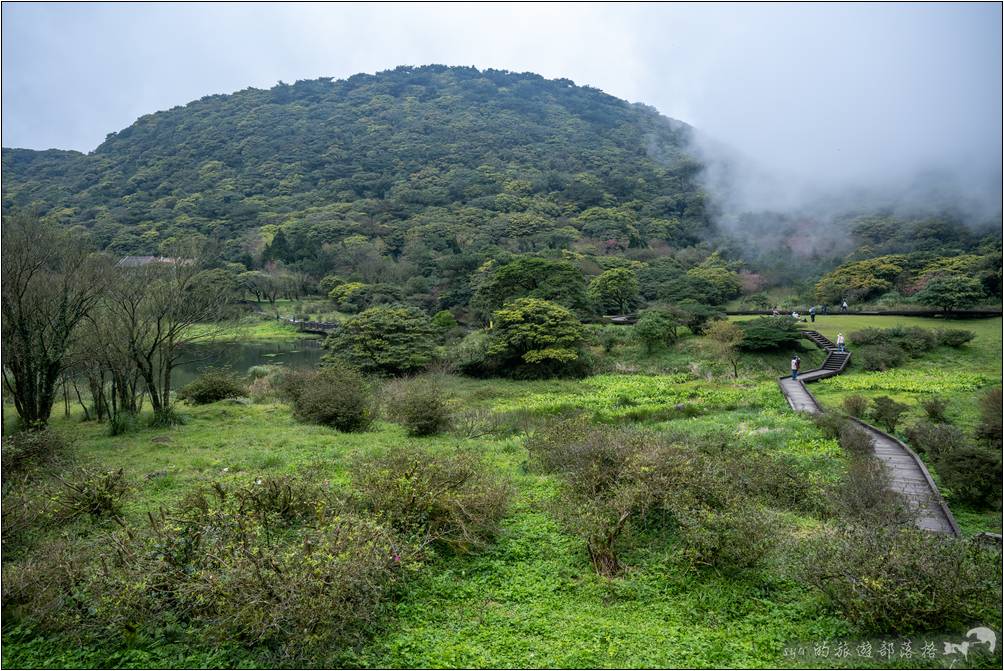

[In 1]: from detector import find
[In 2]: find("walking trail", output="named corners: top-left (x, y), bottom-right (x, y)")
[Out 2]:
top-left (777, 328), bottom-right (960, 536)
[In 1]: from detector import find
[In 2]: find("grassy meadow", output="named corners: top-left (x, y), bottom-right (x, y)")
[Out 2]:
top-left (2, 313), bottom-right (1000, 668)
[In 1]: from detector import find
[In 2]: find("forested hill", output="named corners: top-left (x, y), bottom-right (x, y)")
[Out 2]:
top-left (1, 65), bottom-right (710, 262)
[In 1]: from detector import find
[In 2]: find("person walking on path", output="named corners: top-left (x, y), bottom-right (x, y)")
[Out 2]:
top-left (809, 306), bottom-right (816, 322)
top-left (841, 299), bottom-right (848, 312)
top-left (791, 354), bottom-right (800, 380)
top-left (836, 332), bottom-right (845, 352)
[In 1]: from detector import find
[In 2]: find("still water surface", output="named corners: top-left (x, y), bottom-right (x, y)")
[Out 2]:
top-left (173, 339), bottom-right (323, 388)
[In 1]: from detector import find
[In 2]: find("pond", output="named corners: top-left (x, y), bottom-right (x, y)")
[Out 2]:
top-left (173, 338), bottom-right (324, 388)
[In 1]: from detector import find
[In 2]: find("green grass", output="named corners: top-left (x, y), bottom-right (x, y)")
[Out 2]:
top-left (4, 396), bottom-right (852, 669)
top-left (189, 316), bottom-right (321, 342)
top-left (3, 313), bottom-right (1000, 668)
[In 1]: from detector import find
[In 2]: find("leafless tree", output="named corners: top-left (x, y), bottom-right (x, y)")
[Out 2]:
top-left (104, 243), bottom-right (235, 423)
top-left (1, 212), bottom-right (109, 428)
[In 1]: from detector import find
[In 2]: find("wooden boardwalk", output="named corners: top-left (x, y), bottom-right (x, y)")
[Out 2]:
top-left (778, 330), bottom-right (960, 537)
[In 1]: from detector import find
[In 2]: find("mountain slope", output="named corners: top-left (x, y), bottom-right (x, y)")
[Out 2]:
top-left (2, 65), bottom-right (711, 260)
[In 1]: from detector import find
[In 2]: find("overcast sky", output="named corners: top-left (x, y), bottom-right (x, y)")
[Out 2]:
top-left (3, 2), bottom-right (1001, 211)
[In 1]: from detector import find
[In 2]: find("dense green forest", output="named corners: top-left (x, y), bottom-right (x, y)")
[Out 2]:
top-left (3, 65), bottom-right (1001, 317)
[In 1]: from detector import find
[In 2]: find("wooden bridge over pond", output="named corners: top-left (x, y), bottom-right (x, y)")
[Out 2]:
top-left (778, 329), bottom-right (961, 537)
top-left (284, 318), bottom-right (339, 336)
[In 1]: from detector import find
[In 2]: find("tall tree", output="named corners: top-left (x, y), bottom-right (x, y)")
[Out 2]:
top-left (588, 268), bottom-right (640, 315)
top-left (1, 211), bottom-right (108, 427)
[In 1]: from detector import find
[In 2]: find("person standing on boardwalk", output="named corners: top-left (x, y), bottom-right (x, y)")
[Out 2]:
top-left (791, 354), bottom-right (800, 380)
top-left (841, 299), bottom-right (848, 312)
top-left (836, 332), bottom-right (845, 352)
top-left (809, 306), bottom-right (816, 322)
top-left (822, 304), bottom-right (828, 315)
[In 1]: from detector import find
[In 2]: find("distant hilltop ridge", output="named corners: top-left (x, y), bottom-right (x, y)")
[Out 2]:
top-left (2, 64), bottom-right (710, 259)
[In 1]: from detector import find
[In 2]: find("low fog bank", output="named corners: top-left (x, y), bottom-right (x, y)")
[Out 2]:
top-left (682, 129), bottom-right (1002, 261)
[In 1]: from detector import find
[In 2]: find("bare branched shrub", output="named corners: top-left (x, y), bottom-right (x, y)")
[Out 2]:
top-left (826, 454), bottom-right (915, 526)
top-left (450, 407), bottom-right (537, 439)
top-left (526, 419), bottom-right (776, 576)
top-left (55, 468), bottom-right (129, 521)
top-left (10, 476), bottom-right (404, 664)
top-left (838, 421), bottom-right (874, 456)
top-left (1, 428), bottom-right (70, 477)
top-left (351, 447), bottom-right (512, 553)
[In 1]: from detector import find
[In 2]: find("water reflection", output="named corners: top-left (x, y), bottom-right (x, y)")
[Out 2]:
top-left (174, 339), bottom-right (324, 387)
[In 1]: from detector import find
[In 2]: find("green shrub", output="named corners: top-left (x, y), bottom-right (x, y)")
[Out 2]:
top-left (672, 300), bottom-right (723, 335)
top-left (736, 316), bottom-right (802, 351)
top-left (633, 309), bottom-right (679, 352)
top-left (384, 376), bottom-right (451, 436)
top-left (677, 504), bottom-right (778, 572)
top-left (806, 525), bottom-right (1001, 634)
top-left (920, 395), bottom-right (950, 423)
top-left (485, 298), bottom-right (591, 379)
top-left (903, 421), bottom-right (968, 459)
top-left (178, 368), bottom-right (247, 405)
top-left (247, 364), bottom-right (285, 379)
top-left (935, 328), bottom-right (976, 347)
top-left (870, 396), bottom-right (909, 432)
top-left (431, 309), bottom-right (458, 330)
top-left (937, 447), bottom-right (1002, 507)
top-left (841, 394), bottom-right (869, 417)
top-left (292, 365), bottom-right (375, 432)
top-left (56, 468), bottom-right (128, 521)
top-left (976, 387), bottom-right (1002, 450)
top-left (856, 343), bottom-right (906, 371)
top-left (352, 447), bottom-right (512, 553)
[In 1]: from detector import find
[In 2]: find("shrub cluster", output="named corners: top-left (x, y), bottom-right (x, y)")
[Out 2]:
top-left (525, 420), bottom-right (785, 576)
top-left (351, 446), bottom-right (512, 553)
top-left (736, 316), bottom-right (802, 351)
top-left (850, 326), bottom-right (975, 371)
top-left (805, 525), bottom-right (1001, 634)
top-left (900, 389), bottom-right (1002, 508)
top-left (177, 368), bottom-right (247, 405)
top-left (290, 365), bottom-right (375, 432)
